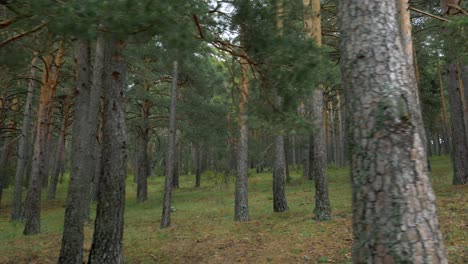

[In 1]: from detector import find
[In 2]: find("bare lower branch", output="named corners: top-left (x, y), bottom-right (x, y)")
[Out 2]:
top-left (0, 22), bottom-right (46, 48)
top-left (409, 7), bottom-right (451, 22)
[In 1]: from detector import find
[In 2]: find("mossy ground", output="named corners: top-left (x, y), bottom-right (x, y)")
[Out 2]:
top-left (0, 156), bottom-right (466, 263)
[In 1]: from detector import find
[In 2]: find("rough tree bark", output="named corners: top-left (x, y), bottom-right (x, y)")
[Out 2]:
top-left (59, 36), bottom-right (106, 263)
top-left (58, 39), bottom-right (92, 264)
top-left (91, 107), bottom-right (103, 203)
top-left (88, 39), bottom-right (127, 264)
top-left (338, 1), bottom-right (448, 262)
top-left (398, 0), bottom-right (430, 170)
top-left (234, 56), bottom-right (250, 222)
top-left (161, 60), bottom-right (178, 228)
top-left (11, 55), bottom-right (37, 220)
top-left (304, 0), bottom-right (331, 220)
top-left (23, 40), bottom-right (64, 235)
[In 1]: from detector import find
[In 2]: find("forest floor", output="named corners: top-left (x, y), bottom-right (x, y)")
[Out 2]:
top-left (0, 156), bottom-right (467, 263)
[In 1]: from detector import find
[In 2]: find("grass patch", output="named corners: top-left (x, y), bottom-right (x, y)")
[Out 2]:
top-left (0, 156), bottom-right (466, 263)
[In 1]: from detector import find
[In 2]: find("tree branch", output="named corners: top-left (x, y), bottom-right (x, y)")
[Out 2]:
top-left (0, 22), bottom-right (46, 48)
top-left (448, 4), bottom-right (468, 16)
top-left (409, 7), bottom-right (451, 22)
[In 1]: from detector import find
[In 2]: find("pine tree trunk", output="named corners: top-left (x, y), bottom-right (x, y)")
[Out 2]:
top-left (447, 62), bottom-right (468, 185)
top-left (338, 1), bottom-right (448, 262)
top-left (88, 40), bottom-right (127, 264)
top-left (291, 136), bottom-right (297, 170)
top-left (195, 144), bottom-right (201, 188)
top-left (47, 95), bottom-right (71, 200)
top-left (284, 136), bottom-right (291, 182)
top-left (11, 56), bottom-right (37, 220)
top-left (60, 36), bottom-right (106, 263)
top-left (136, 92), bottom-right (150, 202)
top-left (302, 140), bottom-right (310, 178)
top-left (398, 0), bottom-right (430, 170)
top-left (437, 61), bottom-right (451, 155)
top-left (311, 90), bottom-right (331, 220)
top-left (23, 40), bottom-right (64, 235)
top-left (41, 118), bottom-right (56, 189)
top-left (136, 128), bottom-right (149, 202)
top-left (91, 112), bottom-right (103, 203)
top-left (59, 39), bottom-right (92, 264)
top-left (234, 56), bottom-right (249, 222)
top-left (304, 0), bottom-right (331, 220)
top-left (172, 156), bottom-right (180, 188)
top-left (336, 93), bottom-right (345, 167)
top-left (161, 60), bottom-right (178, 228)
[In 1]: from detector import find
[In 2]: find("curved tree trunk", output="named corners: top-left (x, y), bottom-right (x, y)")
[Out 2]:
top-left (88, 39), bottom-right (127, 264)
top-left (338, 1), bottom-right (447, 262)
top-left (23, 40), bottom-right (64, 235)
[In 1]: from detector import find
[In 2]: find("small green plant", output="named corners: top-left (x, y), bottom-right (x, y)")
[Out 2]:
top-left (319, 256), bottom-right (329, 263)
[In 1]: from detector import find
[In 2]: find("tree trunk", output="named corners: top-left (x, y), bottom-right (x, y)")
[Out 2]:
top-left (23, 40), bottom-right (64, 235)
top-left (398, 0), bottom-right (430, 170)
top-left (311, 90), bottom-right (331, 220)
top-left (88, 40), bottom-right (127, 264)
top-left (302, 139), bottom-right (310, 178)
top-left (172, 155), bottom-right (180, 188)
top-left (91, 109), bottom-right (103, 203)
top-left (59, 39), bottom-right (92, 264)
top-left (136, 93), bottom-right (150, 202)
top-left (338, 1), bottom-right (448, 262)
top-left (304, 0), bottom-right (331, 220)
top-left (60, 36), bottom-right (106, 263)
top-left (234, 56), bottom-right (250, 222)
top-left (284, 136), bottom-right (291, 182)
top-left (47, 95), bottom-right (71, 200)
top-left (161, 60), bottom-right (178, 228)
top-left (11, 55), bottom-right (37, 220)
top-left (136, 128), bottom-right (149, 202)
top-left (447, 62), bottom-right (468, 185)
top-left (336, 93), bottom-right (345, 167)
top-left (291, 136), bottom-right (297, 170)
top-left (195, 143), bottom-right (201, 188)
top-left (272, 0), bottom-right (288, 213)
top-left (41, 116), bottom-right (56, 189)
top-left (437, 61), bottom-right (451, 155)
